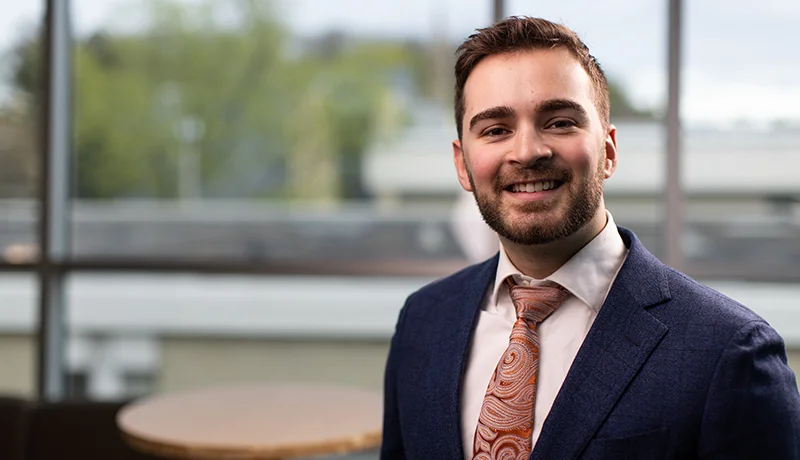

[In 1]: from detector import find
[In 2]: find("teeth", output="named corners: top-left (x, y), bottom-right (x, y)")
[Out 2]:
top-left (513, 181), bottom-right (557, 193)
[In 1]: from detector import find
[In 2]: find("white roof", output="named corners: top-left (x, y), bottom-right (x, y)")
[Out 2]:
top-left (363, 121), bottom-right (800, 196)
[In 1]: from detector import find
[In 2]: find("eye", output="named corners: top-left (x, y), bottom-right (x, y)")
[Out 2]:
top-left (483, 127), bottom-right (510, 137)
top-left (548, 119), bottom-right (577, 129)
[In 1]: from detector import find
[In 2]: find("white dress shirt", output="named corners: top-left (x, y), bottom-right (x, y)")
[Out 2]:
top-left (460, 212), bottom-right (629, 459)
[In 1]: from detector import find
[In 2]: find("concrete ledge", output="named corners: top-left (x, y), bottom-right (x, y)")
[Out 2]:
top-left (0, 275), bottom-right (797, 346)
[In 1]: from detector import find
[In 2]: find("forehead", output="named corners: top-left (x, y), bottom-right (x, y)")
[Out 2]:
top-left (462, 48), bottom-right (597, 120)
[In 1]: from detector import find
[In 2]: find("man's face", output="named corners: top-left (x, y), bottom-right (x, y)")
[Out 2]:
top-left (453, 48), bottom-right (617, 246)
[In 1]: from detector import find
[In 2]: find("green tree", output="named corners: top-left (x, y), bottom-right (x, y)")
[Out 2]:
top-left (608, 79), bottom-right (655, 121)
top-left (2, 30), bottom-right (40, 198)
top-left (7, 0), bottom-right (419, 200)
top-left (72, 0), bottom-right (294, 198)
top-left (0, 108), bottom-right (38, 198)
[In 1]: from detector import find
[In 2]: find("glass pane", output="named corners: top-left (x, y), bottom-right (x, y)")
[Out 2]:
top-left (682, 1), bottom-right (800, 279)
top-left (0, 273), bottom-right (37, 397)
top-left (506, 0), bottom-right (668, 258)
top-left (69, 0), bottom-right (484, 270)
top-left (682, 1), bottom-right (800, 365)
top-left (0, 2), bottom-right (42, 263)
top-left (65, 272), bottom-right (421, 399)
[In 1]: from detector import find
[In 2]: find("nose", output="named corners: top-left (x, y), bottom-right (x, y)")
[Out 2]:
top-left (509, 125), bottom-right (552, 166)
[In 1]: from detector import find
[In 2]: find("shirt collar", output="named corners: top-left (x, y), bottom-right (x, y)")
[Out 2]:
top-left (489, 211), bottom-right (628, 312)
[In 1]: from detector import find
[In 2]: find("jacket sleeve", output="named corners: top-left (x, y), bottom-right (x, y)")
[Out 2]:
top-left (380, 298), bottom-right (411, 460)
top-left (699, 320), bottom-right (800, 459)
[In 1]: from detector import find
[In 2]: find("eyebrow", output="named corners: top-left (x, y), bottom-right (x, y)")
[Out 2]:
top-left (468, 99), bottom-right (589, 132)
top-left (536, 98), bottom-right (589, 119)
top-left (468, 105), bottom-right (515, 132)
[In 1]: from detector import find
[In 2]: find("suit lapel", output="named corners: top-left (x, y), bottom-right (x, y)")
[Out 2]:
top-left (422, 255), bottom-right (498, 460)
top-left (531, 228), bottom-right (671, 460)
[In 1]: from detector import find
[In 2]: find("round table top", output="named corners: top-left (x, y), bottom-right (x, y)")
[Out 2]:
top-left (116, 384), bottom-right (383, 460)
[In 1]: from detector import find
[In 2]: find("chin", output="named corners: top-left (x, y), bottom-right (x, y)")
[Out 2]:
top-left (499, 207), bottom-right (599, 246)
top-left (498, 223), bottom-right (567, 246)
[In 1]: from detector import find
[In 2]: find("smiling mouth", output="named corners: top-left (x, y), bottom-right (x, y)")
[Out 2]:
top-left (506, 180), bottom-right (564, 193)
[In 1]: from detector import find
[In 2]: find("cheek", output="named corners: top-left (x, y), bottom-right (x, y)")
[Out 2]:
top-left (564, 143), bottom-right (601, 174)
top-left (467, 154), bottom-right (501, 181)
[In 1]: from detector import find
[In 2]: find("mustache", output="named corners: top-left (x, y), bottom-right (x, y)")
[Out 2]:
top-left (494, 164), bottom-right (573, 190)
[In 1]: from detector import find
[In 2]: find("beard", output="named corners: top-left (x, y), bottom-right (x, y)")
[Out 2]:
top-left (467, 154), bottom-right (606, 246)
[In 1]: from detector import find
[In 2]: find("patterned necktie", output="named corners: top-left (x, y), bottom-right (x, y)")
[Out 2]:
top-left (472, 278), bottom-right (569, 460)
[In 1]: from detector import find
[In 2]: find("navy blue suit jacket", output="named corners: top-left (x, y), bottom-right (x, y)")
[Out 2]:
top-left (381, 227), bottom-right (800, 459)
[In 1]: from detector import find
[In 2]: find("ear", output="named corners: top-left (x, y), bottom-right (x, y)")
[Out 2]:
top-left (602, 124), bottom-right (618, 179)
top-left (453, 139), bottom-right (473, 192)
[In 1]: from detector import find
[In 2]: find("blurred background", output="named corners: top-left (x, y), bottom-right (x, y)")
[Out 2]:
top-left (0, 0), bottom-right (798, 453)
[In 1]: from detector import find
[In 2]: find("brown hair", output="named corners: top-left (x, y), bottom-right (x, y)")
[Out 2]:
top-left (454, 16), bottom-right (609, 139)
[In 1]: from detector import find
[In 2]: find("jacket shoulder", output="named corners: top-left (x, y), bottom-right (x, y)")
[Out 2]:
top-left (660, 266), bottom-right (767, 330)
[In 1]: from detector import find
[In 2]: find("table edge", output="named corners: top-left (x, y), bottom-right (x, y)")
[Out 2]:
top-left (120, 427), bottom-right (382, 460)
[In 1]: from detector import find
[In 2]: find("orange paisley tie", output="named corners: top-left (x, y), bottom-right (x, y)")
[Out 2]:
top-left (472, 278), bottom-right (569, 460)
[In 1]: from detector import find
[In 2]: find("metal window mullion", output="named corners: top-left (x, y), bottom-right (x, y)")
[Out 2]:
top-left (37, 0), bottom-right (73, 401)
top-left (493, 0), bottom-right (504, 23)
top-left (665, 0), bottom-right (684, 270)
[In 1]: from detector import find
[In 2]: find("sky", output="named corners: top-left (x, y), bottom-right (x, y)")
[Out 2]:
top-left (1, 0), bottom-right (799, 126)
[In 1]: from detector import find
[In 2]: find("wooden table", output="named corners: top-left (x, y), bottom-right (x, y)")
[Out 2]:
top-left (117, 384), bottom-right (383, 460)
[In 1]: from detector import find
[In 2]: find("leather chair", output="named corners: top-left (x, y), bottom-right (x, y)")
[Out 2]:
top-left (25, 400), bottom-right (162, 460)
top-left (0, 396), bottom-right (31, 460)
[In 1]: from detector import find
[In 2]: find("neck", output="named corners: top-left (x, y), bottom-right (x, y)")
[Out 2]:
top-left (502, 207), bottom-right (609, 280)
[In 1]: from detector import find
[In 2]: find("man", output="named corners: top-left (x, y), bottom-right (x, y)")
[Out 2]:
top-left (381, 16), bottom-right (800, 460)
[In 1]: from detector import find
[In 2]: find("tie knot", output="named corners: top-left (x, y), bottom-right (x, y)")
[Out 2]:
top-left (505, 278), bottom-right (569, 324)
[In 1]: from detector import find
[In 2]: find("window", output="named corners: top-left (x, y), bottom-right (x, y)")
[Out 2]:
top-left (66, 0), bottom-right (471, 399)
top-left (682, 0), bottom-right (800, 281)
top-left (9, 0), bottom-right (799, 404)
top-left (69, 0), bottom-right (472, 273)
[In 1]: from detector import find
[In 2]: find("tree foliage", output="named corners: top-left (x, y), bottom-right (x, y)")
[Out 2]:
top-left (608, 80), bottom-right (654, 121)
top-left (6, 0), bottom-right (420, 199)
